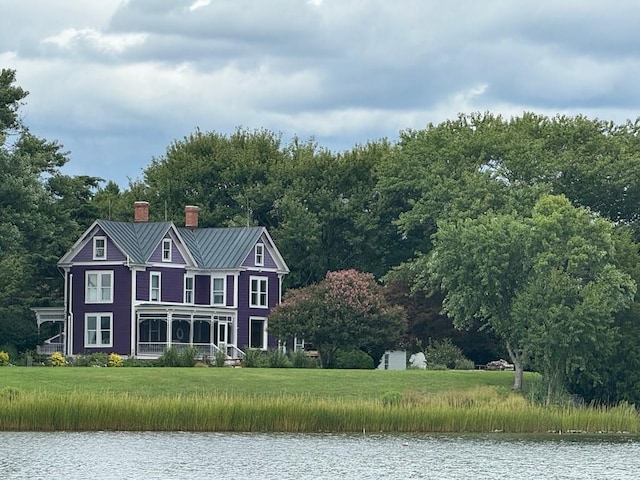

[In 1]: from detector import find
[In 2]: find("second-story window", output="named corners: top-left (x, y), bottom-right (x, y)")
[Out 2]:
top-left (162, 239), bottom-right (172, 262)
top-left (249, 276), bottom-right (268, 308)
top-left (93, 236), bottom-right (107, 260)
top-left (150, 272), bottom-right (161, 302)
top-left (184, 275), bottom-right (194, 304)
top-left (255, 243), bottom-right (264, 266)
top-left (86, 271), bottom-right (113, 303)
top-left (212, 277), bottom-right (225, 305)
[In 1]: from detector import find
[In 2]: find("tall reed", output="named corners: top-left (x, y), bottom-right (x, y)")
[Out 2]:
top-left (1, 387), bottom-right (638, 433)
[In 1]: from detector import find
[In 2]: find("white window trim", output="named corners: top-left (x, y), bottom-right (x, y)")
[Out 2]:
top-left (162, 239), bottom-right (172, 262)
top-left (184, 275), bottom-right (194, 304)
top-left (249, 316), bottom-right (268, 350)
top-left (85, 270), bottom-right (113, 304)
top-left (255, 243), bottom-right (264, 266)
top-left (212, 276), bottom-right (226, 306)
top-left (85, 313), bottom-right (113, 348)
top-left (150, 272), bottom-right (161, 302)
top-left (93, 236), bottom-right (107, 260)
top-left (249, 276), bottom-right (268, 308)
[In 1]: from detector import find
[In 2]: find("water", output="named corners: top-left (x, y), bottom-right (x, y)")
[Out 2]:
top-left (0, 431), bottom-right (638, 479)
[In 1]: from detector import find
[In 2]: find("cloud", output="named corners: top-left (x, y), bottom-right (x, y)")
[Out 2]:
top-left (42, 28), bottom-right (148, 56)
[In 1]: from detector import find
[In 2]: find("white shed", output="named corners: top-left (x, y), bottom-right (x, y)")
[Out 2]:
top-left (377, 350), bottom-right (406, 370)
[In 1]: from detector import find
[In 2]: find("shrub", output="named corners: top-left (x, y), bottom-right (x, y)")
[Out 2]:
top-left (266, 349), bottom-right (292, 368)
top-left (73, 353), bottom-right (108, 367)
top-left (49, 352), bottom-right (67, 367)
top-left (289, 350), bottom-right (318, 368)
top-left (213, 348), bottom-right (228, 367)
top-left (0, 344), bottom-right (17, 363)
top-left (108, 353), bottom-right (123, 367)
top-left (335, 349), bottom-right (374, 369)
top-left (425, 338), bottom-right (472, 370)
top-left (157, 346), bottom-right (200, 367)
top-left (454, 358), bottom-right (475, 370)
top-left (241, 348), bottom-right (266, 368)
top-left (380, 391), bottom-right (403, 407)
top-left (0, 351), bottom-right (9, 366)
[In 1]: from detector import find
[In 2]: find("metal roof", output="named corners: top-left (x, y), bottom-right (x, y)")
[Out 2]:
top-left (96, 220), bottom-right (266, 269)
top-left (177, 226), bottom-right (265, 269)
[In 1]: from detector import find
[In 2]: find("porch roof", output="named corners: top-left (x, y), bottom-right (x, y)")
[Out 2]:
top-left (31, 307), bottom-right (65, 326)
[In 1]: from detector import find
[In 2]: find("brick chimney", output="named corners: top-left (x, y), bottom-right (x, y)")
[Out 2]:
top-left (134, 201), bottom-right (149, 222)
top-left (185, 205), bottom-right (199, 228)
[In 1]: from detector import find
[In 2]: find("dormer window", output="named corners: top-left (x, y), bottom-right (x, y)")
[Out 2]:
top-left (93, 237), bottom-right (107, 260)
top-left (162, 239), bottom-right (172, 262)
top-left (255, 243), bottom-right (264, 266)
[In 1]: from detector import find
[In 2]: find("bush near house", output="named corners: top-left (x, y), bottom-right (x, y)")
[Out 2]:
top-left (0, 351), bottom-right (9, 366)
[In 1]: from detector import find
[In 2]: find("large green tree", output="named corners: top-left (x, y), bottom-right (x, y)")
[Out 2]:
top-left (425, 195), bottom-right (635, 399)
top-left (269, 269), bottom-right (406, 368)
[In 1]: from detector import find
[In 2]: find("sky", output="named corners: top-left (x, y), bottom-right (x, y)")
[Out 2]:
top-left (3, 0), bottom-right (640, 187)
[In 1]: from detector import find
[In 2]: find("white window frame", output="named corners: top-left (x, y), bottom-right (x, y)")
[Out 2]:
top-left (212, 276), bottom-right (226, 306)
top-left (249, 316), bottom-right (268, 350)
top-left (254, 243), bottom-right (264, 266)
top-left (85, 313), bottom-right (113, 348)
top-left (85, 271), bottom-right (113, 304)
top-left (184, 275), bottom-right (194, 304)
top-left (93, 236), bottom-right (107, 260)
top-left (162, 239), bottom-right (172, 262)
top-left (150, 272), bottom-right (161, 302)
top-left (249, 276), bottom-right (268, 308)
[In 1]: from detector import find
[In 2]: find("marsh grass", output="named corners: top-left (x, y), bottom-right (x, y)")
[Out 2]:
top-left (1, 386), bottom-right (638, 433)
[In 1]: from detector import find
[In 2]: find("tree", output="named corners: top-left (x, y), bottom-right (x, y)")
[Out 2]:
top-left (269, 269), bottom-right (406, 368)
top-left (425, 195), bottom-right (635, 399)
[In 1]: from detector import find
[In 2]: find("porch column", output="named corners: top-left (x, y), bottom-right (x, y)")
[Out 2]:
top-left (189, 313), bottom-right (194, 345)
top-left (167, 312), bottom-right (172, 349)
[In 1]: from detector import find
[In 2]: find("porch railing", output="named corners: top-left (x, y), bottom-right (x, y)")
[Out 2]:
top-left (137, 342), bottom-right (244, 360)
top-left (36, 343), bottom-right (65, 355)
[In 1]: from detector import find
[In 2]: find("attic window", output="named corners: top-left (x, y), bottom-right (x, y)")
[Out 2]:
top-left (93, 236), bottom-right (107, 260)
top-left (255, 243), bottom-right (264, 266)
top-left (162, 239), bottom-right (172, 262)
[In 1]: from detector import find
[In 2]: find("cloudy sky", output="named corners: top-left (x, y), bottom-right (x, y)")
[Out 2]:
top-left (3, 0), bottom-right (640, 186)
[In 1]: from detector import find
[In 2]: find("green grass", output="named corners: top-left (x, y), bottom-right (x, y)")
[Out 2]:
top-left (0, 367), bottom-right (519, 398)
top-left (0, 367), bottom-right (638, 433)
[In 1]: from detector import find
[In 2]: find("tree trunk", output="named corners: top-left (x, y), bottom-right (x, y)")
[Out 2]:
top-left (506, 341), bottom-right (524, 391)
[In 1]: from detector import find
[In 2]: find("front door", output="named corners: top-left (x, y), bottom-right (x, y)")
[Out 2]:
top-left (217, 320), bottom-right (228, 353)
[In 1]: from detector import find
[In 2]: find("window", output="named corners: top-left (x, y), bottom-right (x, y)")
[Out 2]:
top-left (162, 239), bottom-right (172, 262)
top-left (150, 272), bottom-right (161, 302)
top-left (93, 236), bottom-right (106, 260)
top-left (255, 243), bottom-right (264, 266)
top-left (249, 317), bottom-right (267, 350)
top-left (212, 277), bottom-right (225, 305)
top-left (249, 276), bottom-right (268, 308)
top-left (86, 271), bottom-right (113, 303)
top-left (85, 313), bottom-right (112, 347)
top-left (184, 275), bottom-right (194, 304)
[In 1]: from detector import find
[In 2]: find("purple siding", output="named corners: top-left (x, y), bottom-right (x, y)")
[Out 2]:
top-left (148, 237), bottom-right (186, 264)
top-left (226, 275), bottom-right (235, 307)
top-left (72, 231), bottom-right (126, 263)
top-left (195, 275), bottom-right (210, 305)
top-left (136, 268), bottom-right (185, 303)
top-left (241, 242), bottom-right (277, 269)
top-left (70, 265), bottom-right (132, 356)
top-left (236, 271), bottom-right (279, 349)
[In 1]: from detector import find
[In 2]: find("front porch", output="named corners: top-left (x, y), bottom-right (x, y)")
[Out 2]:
top-left (136, 307), bottom-right (245, 361)
top-left (32, 307), bottom-right (66, 355)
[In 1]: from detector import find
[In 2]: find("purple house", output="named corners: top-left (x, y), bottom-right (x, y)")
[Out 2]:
top-left (33, 201), bottom-right (289, 360)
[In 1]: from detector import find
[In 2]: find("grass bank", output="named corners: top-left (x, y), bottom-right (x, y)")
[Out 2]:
top-left (1, 368), bottom-right (637, 433)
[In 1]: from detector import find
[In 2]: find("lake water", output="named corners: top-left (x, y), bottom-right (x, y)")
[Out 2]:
top-left (1, 431), bottom-right (638, 479)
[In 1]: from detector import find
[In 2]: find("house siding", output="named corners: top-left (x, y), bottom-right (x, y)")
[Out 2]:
top-left (136, 268), bottom-right (185, 303)
top-left (236, 271), bottom-right (279, 349)
top-left (70, 264), bottom-right (132, 356)
top-left (195, 275), bottom-right (210, 305)
top-left (148, 236), bottom-right (186, 264)
top-left (241, 243), bottom-right (277, 269)
top-left (226, 275), bottom-right (235, 307)
top-left (72, 231), bottom-right (127, 263)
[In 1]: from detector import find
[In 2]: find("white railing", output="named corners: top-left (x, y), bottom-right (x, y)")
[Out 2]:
top-left (36, 343), bottom-right (65, 355)
top-left (137, 342), bottom-right (244, 360)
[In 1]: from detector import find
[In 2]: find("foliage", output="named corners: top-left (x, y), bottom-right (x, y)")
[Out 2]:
top-left (334, 349), bottom-right (374, 369)
top-left (241, 348), bottom-right (266, 368)
top-left (49, 352), bottom-right (67, 367)
top-left (426, 195), bottom-right (636, 402)
top-left (269, 269), bottom-right (406, 368)
top-left (73, 353), bottom-right (108, 367)
top-left (213, 348), bottom-right (228, 367)
top-left (289, 350), bottom-right (318, 368)
top-left (0, 351), bottom-right (9, 366)
top-left (157, 347), bottom-right (199, 367)
top-left (107, 353), bottom-right (123, 368)
top-left (264, 349), bottom-right (292, 368)
top-left (424, 338), bottom-right (473, 370)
